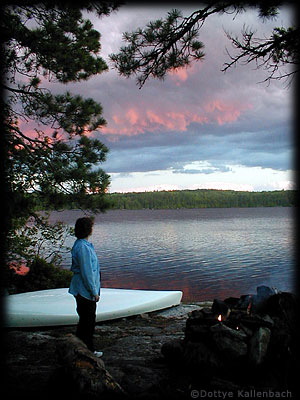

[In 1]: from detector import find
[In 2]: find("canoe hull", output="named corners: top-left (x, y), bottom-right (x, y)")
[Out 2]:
top-left (4, 287), bottom-right (183, 328)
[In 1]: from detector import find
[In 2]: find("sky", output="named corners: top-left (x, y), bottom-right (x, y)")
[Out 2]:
top-left (61, 4), bottom-right (295, 193)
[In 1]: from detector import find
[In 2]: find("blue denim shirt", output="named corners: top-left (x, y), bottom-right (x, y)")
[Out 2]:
top-left (68, 239), bottom-right (101, 301)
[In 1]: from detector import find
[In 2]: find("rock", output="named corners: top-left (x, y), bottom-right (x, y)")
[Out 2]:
top-left (185, 309), bottom-right (218, 342)
top-left (210, 322), bottom-right (247, 340)
top-left (260, 314), bottom-right (275, 327)
top-left (155, 304), bottom-right (202, 319)
top-left (210, 323), bottom-right (248, 359)
top-left (257, 292), bottom-right (297, 332)
top-left (182, 341), bottom-right (223, 370)
top-left (119, 364), bottom-right (163, 395)
top-left (188, 307), bottom-right (211, 320)
top-left (6, 294), bottom-right (295, 399)
top-left (56, 334), bottom-right (126, 398)
top-left (27, 332), bottom-right (55, 342)
top-left (161, 339), bottom-right (184, 363)
top-left (248, 327), bottom-right (271, 365)
top-left (256, 285), bottom-right (277, 302)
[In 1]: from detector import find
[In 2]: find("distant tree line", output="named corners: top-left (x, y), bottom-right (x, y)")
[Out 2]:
top-left (28, 189), bottom-right (296, 211)
top-left (108, 189), bottom-right (296, 210)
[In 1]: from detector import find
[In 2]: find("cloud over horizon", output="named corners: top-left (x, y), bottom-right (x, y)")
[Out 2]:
top-left (22, 4), bottom-right (295, 192)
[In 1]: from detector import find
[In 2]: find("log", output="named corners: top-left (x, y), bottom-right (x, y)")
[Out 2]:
top-left (56, 334), bottom-right (126, 399)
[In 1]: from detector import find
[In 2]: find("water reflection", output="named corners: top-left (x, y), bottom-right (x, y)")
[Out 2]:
top-left (52, 208), bottom-right (295, 302)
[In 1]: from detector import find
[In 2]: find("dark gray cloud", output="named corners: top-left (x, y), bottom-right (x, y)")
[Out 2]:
top-left (99, 116), bottom-right (293, 174)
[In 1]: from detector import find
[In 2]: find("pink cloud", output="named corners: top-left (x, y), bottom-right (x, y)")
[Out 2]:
top-left (205, 100), bottom-right (252, 125)
top-left (15, 87), bottom-right (251, 139)
top-left (168, 63), bottom-right (199, 86)
top-left (17, 120), bottom-right (60, 141)
top-left (16, 97), bottom-right (251, 140)
top-left (101, 107), bottom-right (208, 135)
top-left (100, 97), bottom-right (251, 136)
top-left (126, 108), bottom-right (139, 124)
top-left (168, 67), bottom-right (189, 83)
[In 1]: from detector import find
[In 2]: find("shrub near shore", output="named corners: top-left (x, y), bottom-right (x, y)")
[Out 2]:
top-left (8, 257), bottom-right (72, 294)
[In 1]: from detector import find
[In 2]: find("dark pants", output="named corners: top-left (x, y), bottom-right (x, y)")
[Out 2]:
top-left (75, 294), bottom-right (96, 351)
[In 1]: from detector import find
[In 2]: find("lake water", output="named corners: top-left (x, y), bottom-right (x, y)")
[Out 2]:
top-left (49, 207), bottom-right (295, 302)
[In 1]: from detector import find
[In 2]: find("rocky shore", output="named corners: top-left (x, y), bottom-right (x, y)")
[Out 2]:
top-left (4, 290), bottom-right (297, 400)
top-left (4, 302), bottom-right (211, 399)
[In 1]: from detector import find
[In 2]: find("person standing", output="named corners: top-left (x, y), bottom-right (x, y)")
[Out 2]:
top-left (69, 217), bottom-right (102, 357)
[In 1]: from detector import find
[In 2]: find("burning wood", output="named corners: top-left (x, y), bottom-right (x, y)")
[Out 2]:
top-left (247, 295), bottom-right (252, 315)
top-left (162, 287), bottom-right (296, 393)
top-left (212, 299), bottom-right (231, 321)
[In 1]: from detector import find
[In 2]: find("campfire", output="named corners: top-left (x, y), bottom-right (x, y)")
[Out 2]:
top-left (161, 286), bottom-right (297, 392)
top-left (212, 298), bottom-right (231, 321)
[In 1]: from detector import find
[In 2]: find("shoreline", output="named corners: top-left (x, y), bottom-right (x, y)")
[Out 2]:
top-left (4, 302), bottom-right (209, 398)
top-left (5, 296), bottom-right (297, 398)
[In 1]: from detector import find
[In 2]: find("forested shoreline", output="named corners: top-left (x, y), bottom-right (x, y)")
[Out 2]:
top-left (108, 189), bottom-right (296, 209)
top-left (30, 189), bottom-right (296, 211)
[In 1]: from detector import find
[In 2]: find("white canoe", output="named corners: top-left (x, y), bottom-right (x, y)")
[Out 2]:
top-left (4, 287), bottom-right (183, 328)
